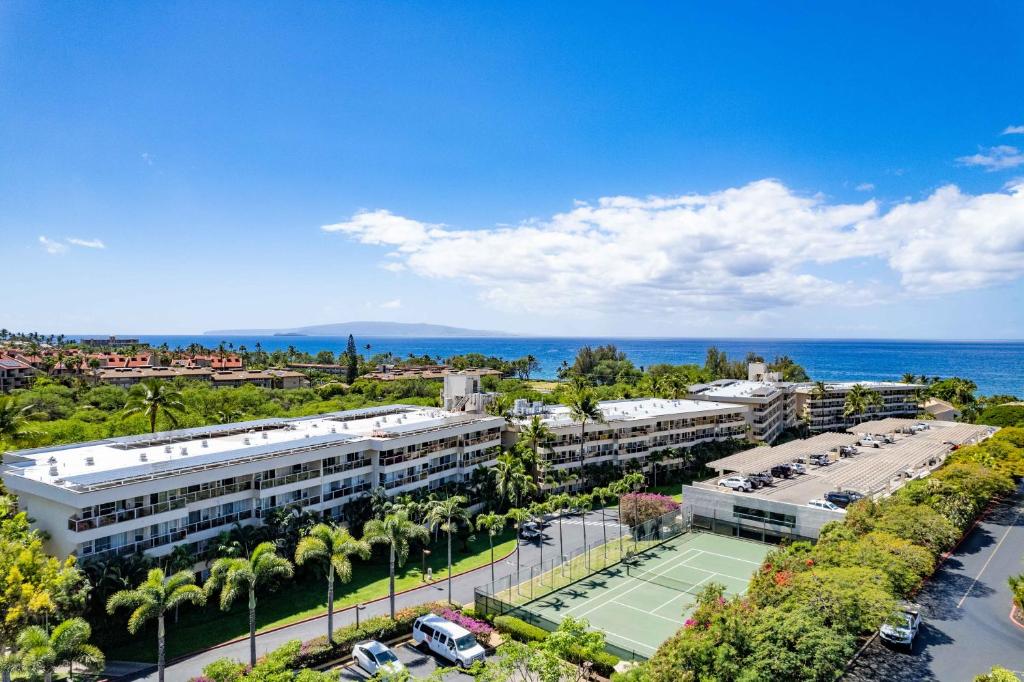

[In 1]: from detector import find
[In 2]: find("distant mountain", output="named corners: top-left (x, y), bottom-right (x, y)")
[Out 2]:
top-left (204, 321), bottom-right (516, 337)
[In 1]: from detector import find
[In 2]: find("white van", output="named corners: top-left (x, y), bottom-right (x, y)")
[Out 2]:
top-left (412, 614), bottom-right (487, 667)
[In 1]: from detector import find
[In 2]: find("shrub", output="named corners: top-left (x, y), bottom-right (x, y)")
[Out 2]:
top-left (619, 493), bottom-right (679, 527)
top-left (564, 645), bottom-right (619, 677)
top-left (439, 607), bottom-right (494, 640)
top-left (200, 658), bottom-right (246, 682)
top-left (493, 615), bottom-right (549, 643)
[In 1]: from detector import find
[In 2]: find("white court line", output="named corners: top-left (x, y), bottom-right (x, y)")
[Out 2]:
top-left (957, 502), bottom-right (1024, 608)
top-left (649, 573), bottom-right (717, 617)
top-left (676, 553), bottom-right (753, 584)
top-left (683, 547), bottom-right (763, 565)
top-left (609, 599), bottom-right (683, 625)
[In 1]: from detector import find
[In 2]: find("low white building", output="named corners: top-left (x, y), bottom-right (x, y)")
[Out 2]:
top-left (795, 381), bottom-right (924, 432)
top-left (1, 405), bottom-right (502, 561)
top-left (688, 379), bottom-right (798, 443)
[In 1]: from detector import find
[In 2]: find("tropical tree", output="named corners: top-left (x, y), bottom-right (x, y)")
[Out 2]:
top-left (505, 507), bottom-right (532, 584)
top-left (475, 513), bottom-right (506, 583)
top-left (0, 397), bottom-right (41, 446)
top-left (424, 497), bottom-right (470, 605)
top-left (843, 384), bottom-right (884, 424)
top-left (901, 372), bottom-right (917, 384)
top-left (205, 543), bottom-right (294, 667)
top-left (295, 523), bottom-right (371, 642)
top-left (566, 383), bottom-right (605, 466)
top-left (494, 452), bottom-right (535, 510)
top-left (106, 568), bottom-right (204, 682)
top-left (16, 618), bottom-right (104, 682)
top-left (362, 510), bottom-right (430, 618)
top-left (122, 379), bottom-right (186, 433)
top-left (810, 380), bottom-right (829, 400)
top-left (518, 416), bottom-right (554, 484)
top-left (615, 472), bottom-right (646, 530)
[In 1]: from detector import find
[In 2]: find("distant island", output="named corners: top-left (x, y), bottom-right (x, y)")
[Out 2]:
top-left (204, 320), bottom-right (516, 338)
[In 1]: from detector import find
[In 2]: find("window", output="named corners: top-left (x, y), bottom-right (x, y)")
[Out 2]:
top-left (733, 505), bottom-right (795, 528)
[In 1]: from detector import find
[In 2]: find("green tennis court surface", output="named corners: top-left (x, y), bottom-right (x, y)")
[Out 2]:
top-left (524, 532), bottom-right (770, 658)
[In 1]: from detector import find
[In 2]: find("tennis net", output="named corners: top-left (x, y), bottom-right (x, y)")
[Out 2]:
top-left (625, 564), bottom-right (705, 596)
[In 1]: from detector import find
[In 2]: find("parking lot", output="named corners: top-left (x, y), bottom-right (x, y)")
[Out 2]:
top-left (337, 640), bottom-right (477, 681)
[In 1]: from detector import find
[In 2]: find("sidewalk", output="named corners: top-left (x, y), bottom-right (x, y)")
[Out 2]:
top-left (121, 509), bottom-right (625, 681)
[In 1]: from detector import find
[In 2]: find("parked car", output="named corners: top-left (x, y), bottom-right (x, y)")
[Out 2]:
top-left (807, 499), bottom-right (846, 513)
top-left (824, 490), bottom-right (865, 508)
top-left (749, 472), bottom-right (774, 487)
top-left (858, 435), bottom-right (882, 448)
top-left (770, 464), bottom-right (794, 478)
top-left (838, 445), bottom-right (857, 457)
top-left (718, 475), bottom-right (753, 492)
top-left (518, 522), bottom-right (542, 541)
top-left (354, 640), bottom-right (405, 676)
top-left (880, 604), bottom-right (922, 649)
top-left (809, 453), bottom-right (831, 466)
top-left (412, 614), bottom-right (487, 667)
top-left (789, 462), bottom-right (807, 475)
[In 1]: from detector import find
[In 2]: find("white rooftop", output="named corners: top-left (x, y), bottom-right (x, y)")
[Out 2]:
top-left (532, 397), bottom-right (743, 429)
top-left (4, 405), bottom-right (496, 491)
top-left (795, 381), bottom-right (923, 392)
top-left (689, 379), bottom-right (783, 400)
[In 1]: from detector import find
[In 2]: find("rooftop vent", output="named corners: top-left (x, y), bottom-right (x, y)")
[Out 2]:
top-left (202, 439), bottom-right (209, 447)
top-left (243, 437), bottom-right (251, 445)
top-left (164, 445), bottom-right (172, 453)
top-left (261, 432), bottom-right (269, 439)
top-left (85, 456), bottom-right (95, 466)
top-left (342, 423), bottom-right (349, 430)
top-left (179, 447), bottom-right (188, 456)
top-left (140, 453), bottom-right (148, 462)
top-left (48, 465), bottom-right (59, 477)
top-left (47, 456), bottom-right (57, 464)
top-left (330, 427), bottom-right (337, 434)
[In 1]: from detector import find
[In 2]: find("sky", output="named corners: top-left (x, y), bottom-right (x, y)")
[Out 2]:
top-left (2, 2), bottom-right (1023, 339)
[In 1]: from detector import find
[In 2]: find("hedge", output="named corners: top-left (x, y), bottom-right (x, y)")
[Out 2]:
top-left (493, 614), bottom-right (619, 677)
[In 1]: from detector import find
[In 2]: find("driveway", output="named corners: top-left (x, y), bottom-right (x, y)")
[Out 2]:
top-left (121, 509), bottom-right (626, 680)
top-left (337, 641), bottom-right (475, 681)
top-left (845, 482), bottom-right (1024, 681)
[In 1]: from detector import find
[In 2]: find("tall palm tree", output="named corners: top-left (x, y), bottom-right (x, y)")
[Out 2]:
top-left (574, 494), bottom-right (594, 565)
top-left (493, 453), bottom-right (535, 510)
top-left (425, 497), bottom-right (470, 605)
top-left (505, 507), bottom-right (531, 587)
top-left (810, 380), bottom-right (829, 400)
top-left (549, 493), bottom-right (572, 562)
top-left (122, 379), bottom-right (185, 433)
top-left (295, 523), bottom-right (371, 642)
top-left (0, 398), bottom-right (41, 447)
top-left (901, 372), bottom-right (917, 384)
top-left (17, 618), bottom-right (104, 682)
top-left (528, 500), bottom-right (550, 566)
top-left (518, 416), bottom-right (554, 485)
top-left (566, 384), bottom-right (605, 468)
top-left (475, 512), bottom-right (506, 583)
top-left (843, 384), bottom-right (883, 424)
top-left (205, 543), bottom-right (294, 667)
top-left (362, 510), bottom-right (429, 618)
top-left (107, 568), bottom-right (204, 682)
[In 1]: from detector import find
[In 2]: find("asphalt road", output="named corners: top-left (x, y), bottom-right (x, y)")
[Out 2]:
top-left (845, 482), bottom-right (1024, 682)
top-left (122, 509), bottom-right (625, 680)
top-left (337, 641), bottom-right (476, 681)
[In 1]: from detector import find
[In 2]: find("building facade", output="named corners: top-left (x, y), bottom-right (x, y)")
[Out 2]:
top-left (687, 379), bottom-right (798, 443)
top-left (1, 405), bottom-right (502, 562)
top-left (795, 381), bottom-right (923, 432)
top-left (0, 357), bottom-right (37, 393)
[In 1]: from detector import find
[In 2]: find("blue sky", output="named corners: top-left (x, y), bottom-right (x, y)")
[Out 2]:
top-left (2, 2), bottom-right (1023, 338)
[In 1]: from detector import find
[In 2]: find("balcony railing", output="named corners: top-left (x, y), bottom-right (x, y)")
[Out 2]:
top-left (322, 481), bottom-right (372, 502)
top-left (323, 459), bottom-right (371, 477)
top-left (83, 528), bottom-right (187, 561)
top-left (382, 472), bottom-right (428, 490)
top-left (258, 469), bottom-right (320, 489)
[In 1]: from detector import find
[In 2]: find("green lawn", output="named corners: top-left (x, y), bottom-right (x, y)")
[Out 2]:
top-left (104, 529), bottom-right (518, 663)
top-left (648, 484), bottom-right (684, 501)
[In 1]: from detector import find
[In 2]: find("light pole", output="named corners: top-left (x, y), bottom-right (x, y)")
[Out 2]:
top-left (422, 548), bottom-right (432, 581)
top-left (355, 603), bottom-right (366, 628)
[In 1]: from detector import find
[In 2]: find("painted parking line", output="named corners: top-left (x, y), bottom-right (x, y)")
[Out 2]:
top-left (957, 502), bottom-right (1024, 608)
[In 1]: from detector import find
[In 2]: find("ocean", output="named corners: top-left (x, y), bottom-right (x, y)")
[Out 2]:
top-left (128, 336), bottom-right (1024, 397)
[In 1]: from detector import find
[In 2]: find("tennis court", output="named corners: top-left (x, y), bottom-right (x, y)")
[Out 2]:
top-left (523, 532), bottom-right (770, 658)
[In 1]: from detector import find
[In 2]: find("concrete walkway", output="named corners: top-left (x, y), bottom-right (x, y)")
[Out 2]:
top-left (120, 509), bottom-right (626, 681)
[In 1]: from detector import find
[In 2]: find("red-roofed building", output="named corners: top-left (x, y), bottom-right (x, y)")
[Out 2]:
top-left (0, 356), bottom-right (37, 392)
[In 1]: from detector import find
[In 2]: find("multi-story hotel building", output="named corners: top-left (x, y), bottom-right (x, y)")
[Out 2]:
top-left (1, 405), bottom-right (502, 562)
top-left (507, 398), bottom-right (750, 485)
top-left (795, 381), bottom-right (924, 432)
top-left (687, 379), bottom-right (798, 443)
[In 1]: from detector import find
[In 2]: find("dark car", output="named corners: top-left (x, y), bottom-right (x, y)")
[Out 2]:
top-left (824, 490), bottom-right (865, 508)
top-left (770, 464), bottom-right (794, 478)
top-left (749, 472), bottom-right (774, 487)
top-left (518, 522), bottom-right (542, 540)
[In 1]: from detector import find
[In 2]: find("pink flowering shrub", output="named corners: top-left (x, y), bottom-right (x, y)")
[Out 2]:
top-left (620, 492), bottom-right (679, 527)
top-left (438, 608), bottom-right (494, 640)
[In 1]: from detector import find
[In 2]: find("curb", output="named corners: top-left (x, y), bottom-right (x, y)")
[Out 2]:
top-left (161, 542), bottom-right (520, 665)
top-left (1011, 603), bottom-right (1024, 631)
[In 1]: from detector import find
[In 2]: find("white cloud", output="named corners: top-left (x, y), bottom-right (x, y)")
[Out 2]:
top-left (1003, 125), bottom-right (1024, 135)
top-left (141, 152), bottom-right (155, 166)
top-left (855, 183), bottom-right (875, 192)
top-left (323, 180), bottom-right (1024, 317)
top-left (38, 236), bottom-right (67, 255)
top-left (957, 145), bottom-right (1024, 171)
top-left (67, 237), bottom-right (106, 249)
top-left (380, 299), bottom-right (402, 309)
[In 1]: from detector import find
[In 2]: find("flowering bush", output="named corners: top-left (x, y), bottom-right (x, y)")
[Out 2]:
top-left (439, 607), bottom-right (494, 640)
top-left (619, 492), bottom-right (679, 527)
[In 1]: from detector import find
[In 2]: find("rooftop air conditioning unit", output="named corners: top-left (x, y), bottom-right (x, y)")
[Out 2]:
top-left (84, 456), bottom-right (95, 466)
top-left (47, 456), bottom-right (57, 464)
top-left (342, 424), bottom-right (349, 430)
top-left (164, 445), bottom-right (172, 453)
top-left (243, 437), bottom-right (251, 445)
top-left (330, 427), bottom-right (337, 434)
top-left (48, 466), bottom-right (59, 476)
top-left (179, 447), bottom-right (188, 456)
top-left (262, 432), bottom-right (269, 439)
top-left (140, 453), bottom-right (148, 462)
top-left (201, 439), bottom-right (209, 447)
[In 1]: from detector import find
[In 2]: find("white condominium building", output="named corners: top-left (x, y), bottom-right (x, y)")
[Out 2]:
top-left (795, 381), bottom-right (924, 432)
top-left (687, 379), bottom-right (798, 443)
top-left (1, 405), bottom-right (502, 561)
top-left (509, 398), bottom-right (750, 481)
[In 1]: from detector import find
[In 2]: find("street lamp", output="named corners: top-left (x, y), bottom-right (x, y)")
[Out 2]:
top-left (422, 548), bottom-right (432, 581)
top-left (355, 603), bottom-right (366, 628)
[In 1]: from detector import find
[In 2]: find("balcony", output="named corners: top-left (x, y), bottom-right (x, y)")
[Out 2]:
top-left (259, 469), bottom-right (320, 489)
top-left (382, 472), bottom-right (428, 490)
top-left (83, 528), bottom-right (187, 562)
top-left (322, 481), bottom-right (372, 502)
top-left (68, 481), bottom-right (256, 532)
top-left (323, 458), bottom-right (371, 476)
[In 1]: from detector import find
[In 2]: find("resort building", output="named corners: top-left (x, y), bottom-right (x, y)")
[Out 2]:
top-left (506, 398), bottom-right (751, 486)
top-left (795, 381), bottom-right (924, 432)
top-left (1, 405), bottom-right (503, 562)
top-left (93, 367), bottom-right (309, 389)
top-left (688, 379), bottom-right (798, 443)
top-left (79, 336), bottom-right (146, 348)
top-left (0, 356), bottom-right (37, 393)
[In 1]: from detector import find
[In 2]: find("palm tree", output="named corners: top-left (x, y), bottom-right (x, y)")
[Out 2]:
top-left (493, 453), bottom-right (535, 510)
top-left (425, 497), bottom-right (470, 605)
top-left (574, 494), bottom-right (594, 565)
top-left (549, 493), bottom-right (572, 562)
top-left (505, 507), bottom-right (531, 588)
top-left (17, 618), bottom-right (104, 682)
top-left (518, 416), bottom-right (554, 485)
top-left (591, 487), bottom-right (613, 553)
top-left (205, 543), bottom-right (294, 667)
top-left (295, 523), bottom-right (371, 642)
top-left (810, 380), bottom-right (829, 400)
top-left (528, 500), bottom-right (550, 566)
top-left (122, 379), bottom-right (185, 433)
top-left (485, 394), bottom-right (515, 420)
top-left (362, 510), bottom-right (429, 618)
top-left (107, 568), bottom-right (204, 682)
top-left (843, 384), bottom-right (884, 424)
top-left (901, 372), bottom-right (917, 384)
top-left (475, 513), bottom-right (506, 583)
top-left (0, 397), bottom-right (41, 446)
top-left (566, 384), bottom-right (605, 468)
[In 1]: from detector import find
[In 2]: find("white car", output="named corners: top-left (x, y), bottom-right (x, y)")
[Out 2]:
top-left (353, 640), bottom-right (405, 676)
top-left (718, 475), bottom-right (753, 492)
top-left (789, 462), bottom-right (807, 474)
top-left (807, 499), bottom-right (846, 513)
top-left (858, 436), bottom-right (882, 448)
top-left (880, 604), bottom-right (921, 648)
